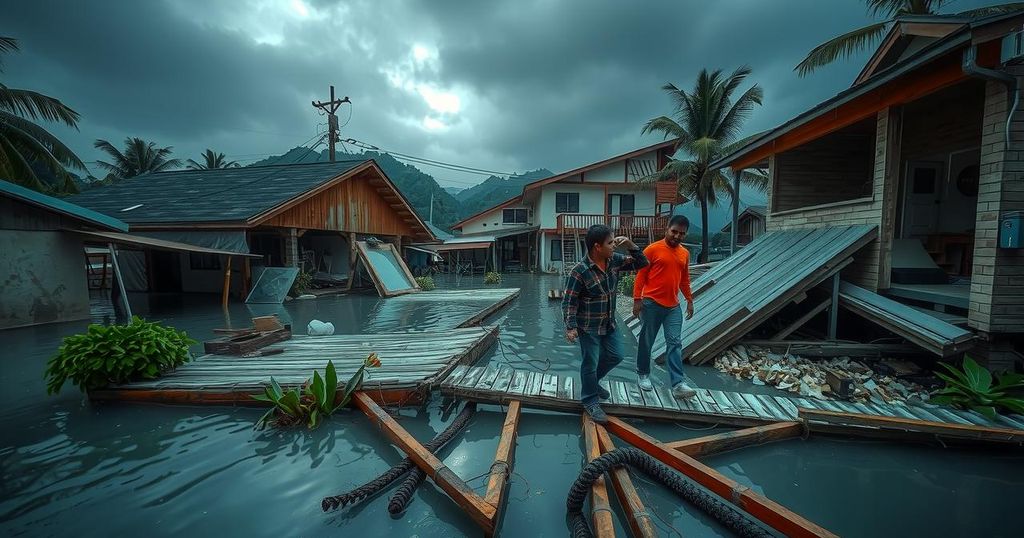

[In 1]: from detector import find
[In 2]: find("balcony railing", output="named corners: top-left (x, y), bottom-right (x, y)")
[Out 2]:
top-left (557, 213), bottom-right (668, 238)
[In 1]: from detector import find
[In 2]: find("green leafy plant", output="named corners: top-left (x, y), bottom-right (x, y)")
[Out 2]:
top-left (930, 356), bottom-right (1024, 419)
top-left (290, 271), bottom-right (314, 296)
top-left (45, 316), bottom-right (196, 395)
top-left (415, 275), bottom-right (436, 291)
top-left (484, 271), bottom-right (502, 285)
top-left (252, 353), bottom-right (382, 430)
top-left (618, 274), bottom-right (636, 294)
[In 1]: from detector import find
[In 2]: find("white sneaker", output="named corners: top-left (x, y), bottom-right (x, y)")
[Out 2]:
top-left (637, 374), bottom-right (653, 391)
top-left (672, 382), bottom-right (697, 399)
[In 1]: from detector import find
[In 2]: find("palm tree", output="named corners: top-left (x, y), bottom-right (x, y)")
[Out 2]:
top-left (0, 36), bottom-right (84, 193)
top-left (640, 66), bottom-right (767, 263)
top-left (796, 0), bottom-right (1024, 76)
top-left (187, 149), bottom-right (240, 170)
top-left (94, 137), bottom-right (182, 178)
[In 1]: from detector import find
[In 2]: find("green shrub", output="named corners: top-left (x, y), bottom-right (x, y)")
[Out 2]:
top-left (930, 356), bottom-right (1024, 419)
top-left (618, 273), bottom-right (636, 294)
top-left (45, 316), bottom-right (196, 395)
top-left (290, 271), bottom-right (314, 296)
top-left (415, 276), bottom-right (436, 291)
top-left (484, 271), bottom-right (502, 285)
top-left (252, 353), bottom-right (381, 430)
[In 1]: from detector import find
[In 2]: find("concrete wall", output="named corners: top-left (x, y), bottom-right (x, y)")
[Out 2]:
top-left (0, 230), bottom-right (90, 329)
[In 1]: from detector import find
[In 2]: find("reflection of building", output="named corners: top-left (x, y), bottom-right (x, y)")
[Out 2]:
top-left (446, 140), bottom-right (685, 274)
top-left (712, 12), bottom-right (1024, 368)
top-left (69, 160), bottom-right (435, 296)
top-left (721, 206), bottom-right (766, 248)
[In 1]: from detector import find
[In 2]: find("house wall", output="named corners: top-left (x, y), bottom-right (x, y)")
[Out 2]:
top-left (0, 230), bottom-right (90, 329)
top-left (458, 205), bottom-right (536, 234)
top-left (538, 185), bottom-right (605, 228)
top-left (584, 160), bottom-right (626, 182)
top-left (772, 123), bottom-right (875, 212)
top-left (969, 72), bottom-right (1024, 358)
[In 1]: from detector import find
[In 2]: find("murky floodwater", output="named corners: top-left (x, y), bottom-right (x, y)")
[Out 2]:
top-left (2, 274), bottom-right (1022, 537)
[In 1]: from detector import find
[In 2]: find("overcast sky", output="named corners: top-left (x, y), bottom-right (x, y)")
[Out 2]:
top-left (4, 0), bottom-right (999, 191)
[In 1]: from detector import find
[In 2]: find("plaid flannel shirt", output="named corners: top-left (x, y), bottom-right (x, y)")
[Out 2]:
top-left (561, 249), bottom-right (648, 335)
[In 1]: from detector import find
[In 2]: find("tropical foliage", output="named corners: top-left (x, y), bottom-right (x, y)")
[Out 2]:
top-left (796, 0), bottom-right (1024, 76)
top-left (45, 316), bottom-right (196, 395)
top-left (484, 271), bottom-right (502, 285)
top-left (930, 356), bottom-right (1024, 419)
top-left (415, 275), bottom-right (436, 291)
top-left (640, 66), bottom-right (767, 262)
top-left (252, 354), bottom-right (382, 430)
top-left (93, 137), bottom-right (182, 178)
top-left (617, 273), bottom-right (635, 295)
top-left (0, 36), bottom-right (84, 194)
top-left (187, 149), bottom-right (239, 170)
top-left (290, 270), bottom-right (313, 296)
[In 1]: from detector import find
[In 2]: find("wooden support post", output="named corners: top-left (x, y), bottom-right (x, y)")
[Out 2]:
top-left (242, 257), bottom-right (251, 300)
top-left (353, 392), bottom-right (497, 532)
top-left (346, 232), bottom-right (357, 291)
top-left (582, 415), bottom-right (616, 537)
top-left (604, 416), bottom-right (837, 538)
top-left (107, 243), bottom-right (132, 319)
top-left (771, 298), bottom-right (832, 341)
top-left (665, 422), bottom-right (804, 458)
top-left (222, 255), bottom-right (233, 308)
top-left (483, 400), bottom-right (521, 533)
top-left (797, 408), bottom-right (1024, 443)
top-left (828, 274), bottom-right (840, 339)
top-left (594, 424), bottom-right (657, 538)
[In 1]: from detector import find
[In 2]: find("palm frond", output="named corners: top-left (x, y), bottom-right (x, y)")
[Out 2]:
top-left (0, 86), bottom-right (80, 127)
top-left (795, 21), bottom-right (891, 76)
top-left (957, 2), bottom-right (1024, 18)
top-left (0, 36), bottom-right (17, 71)
top-left (0, 111), bottom-right (84, 169)
top-left (0, 131), bottom-right (46, 191)
top-left (714, 85), bottom-right (764, 143)
top-left (186, 158), bottom-right (205, 170)
top-left (740, 169), bottom-right (769, 193)
top-left (867, 0), bottom-right (939, 17)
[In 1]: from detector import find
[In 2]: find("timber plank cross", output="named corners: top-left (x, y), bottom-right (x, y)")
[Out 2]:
top-left (581, 416), bottom-right (616, 537)
top-left (354, 392), bottom-right (521, 536)
top-left (592, 420), bottom-right (658, 538)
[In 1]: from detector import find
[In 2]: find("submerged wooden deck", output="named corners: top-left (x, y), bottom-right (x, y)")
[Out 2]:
top-left (440, 364), bottom-right (1024, 439)
top-left (92, 326), bottom-right (498, 406)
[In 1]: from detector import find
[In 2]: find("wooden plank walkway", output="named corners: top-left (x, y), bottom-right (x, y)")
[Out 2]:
top-left (385, 288), bottom-right (520, 329)
top-left (440, 364), bottom-right (1024, 433)
top-left (92, 326), bottom-right (499, 406)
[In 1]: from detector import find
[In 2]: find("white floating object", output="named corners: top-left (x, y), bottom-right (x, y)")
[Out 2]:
top-left (307, 319), bottom-right (335, 336)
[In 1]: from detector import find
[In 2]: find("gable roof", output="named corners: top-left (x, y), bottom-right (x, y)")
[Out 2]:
top-left (720, 205), bottom-right (767, 232)
top-left (451, 138), bottom-right (678, 230)
top-left (854, 15), bottom-right (969, 85)
top-left (0, 179), bottom-right (128, 232)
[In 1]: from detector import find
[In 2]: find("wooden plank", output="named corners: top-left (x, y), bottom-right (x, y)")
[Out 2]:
top-left (722, 391), bottom-right (760, 418)
top-left (558, 375), bottom-right (574, 401)
top-left (797, 407), bottom-right (1024, 443)
top-left (484, 400), bottom-right (521, 524)
top-left (666, 422), bottom-right (804, 457)
top-left (507, 370), bottom-right (528, 395)
top-left (754, 395), bottom-right (792, 421)
top-left (594, 424), bottom-right (658, 538)
top-left (441, 365), bottom-right (468, 389)
top-left (524, 371), bottom-right (544, 397)
top-left (475, 364), bottom-right (501, 390)
top-left (461, 366), bottom-right (487, 389)
top-left (624, 382), bottom-right (646, 408)
top-left (654, 382), bottom-right (680, 412)
top-left (539, 374), bottom-right (559, 398)
top-left (771, 396), bottom-right (799, 420)
top-left (697, 389), bottom-right (722, 415)
top-left (640, 384), bottom-right (664, 410)
top-left (490, 366), bottom-right (515, 394)
top-left (582, 416), bottom-right (616, 538)
top-left (612, 381), bottom-right (630, 406)
top-left (738, 393), bottom-right (777, 421)
top-left (605, 416), bottom-right (839, 538)
top-left (353, 392), bottom-right (497, 532)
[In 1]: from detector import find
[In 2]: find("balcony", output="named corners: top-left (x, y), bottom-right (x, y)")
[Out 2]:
top-left (556, 213), bottom-right (668, 239)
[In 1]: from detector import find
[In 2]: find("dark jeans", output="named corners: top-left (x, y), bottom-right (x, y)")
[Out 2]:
top-left (636, 298), bottom-right (686, 387)
top-left (578, 327), bottom-right (624, 405)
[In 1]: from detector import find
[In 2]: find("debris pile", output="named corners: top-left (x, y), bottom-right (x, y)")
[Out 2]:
top-left (714, 345), bottom-right (930, 404)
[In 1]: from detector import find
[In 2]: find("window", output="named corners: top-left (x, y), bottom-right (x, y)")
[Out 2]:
top-left (608, 194), bottom-right (635, 215)
top-left (189, 253), bottom-right (222, 271)
top-left (502, 208), bottom-right (528, 224)
top-left (555, 192), bottom-right (580, 213)
top-left (551, 239), bottom-right (563, 261)
top-left (657, 203), bottom-right (673, 216)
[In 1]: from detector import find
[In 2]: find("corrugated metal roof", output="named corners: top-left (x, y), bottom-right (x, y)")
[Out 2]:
top-left (0, 179), bottom-right (128, 232)
top-left (67, 160), bottom-right (369, 225)
top-left (68, 230), bottom-right (262, 257)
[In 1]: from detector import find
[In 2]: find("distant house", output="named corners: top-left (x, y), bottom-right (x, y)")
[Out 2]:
top-left (720, 205), bottom-right (767, 248)
top-left (69, 160), bottom-right (435, 295)
top-left (449, 140), bottom-right (684, 273)
top-left (712, 11), bottom-right (1024, 368)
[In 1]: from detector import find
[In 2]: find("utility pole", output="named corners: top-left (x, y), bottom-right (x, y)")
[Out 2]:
top-left (311, 85), bottom-right (350, 162)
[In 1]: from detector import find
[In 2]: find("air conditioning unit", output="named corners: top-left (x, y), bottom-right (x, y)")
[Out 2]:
top-left (1000, 29), bottom-right (1024, 65)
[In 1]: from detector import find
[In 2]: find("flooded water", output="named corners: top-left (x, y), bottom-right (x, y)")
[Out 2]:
top-left (2, 273), bottom-right (1022, 537)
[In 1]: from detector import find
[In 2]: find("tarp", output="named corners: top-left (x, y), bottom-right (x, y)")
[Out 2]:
top-left (135, 230), bottom-right (251, 254)
top-left (69, 230), bottom-right (260, 257)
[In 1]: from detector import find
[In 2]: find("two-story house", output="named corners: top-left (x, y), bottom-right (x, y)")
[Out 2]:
top-left (451, 140), bottom-right (683, 273)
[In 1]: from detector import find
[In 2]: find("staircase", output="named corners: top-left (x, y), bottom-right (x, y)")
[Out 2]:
top-left (561, 229), bottom-right (580, 274)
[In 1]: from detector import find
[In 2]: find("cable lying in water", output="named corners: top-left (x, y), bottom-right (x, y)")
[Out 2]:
top-left (321, 402), bottom-right (476, 511)
top-left (565, 447), bottom-right (772, 538)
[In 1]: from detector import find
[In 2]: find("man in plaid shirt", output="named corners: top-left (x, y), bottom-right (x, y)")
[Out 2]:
top-left (561, 224), bottom-right (648, 424)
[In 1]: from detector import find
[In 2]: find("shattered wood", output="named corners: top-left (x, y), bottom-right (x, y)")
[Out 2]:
top-left (713, 345), bottom-right (931, 405)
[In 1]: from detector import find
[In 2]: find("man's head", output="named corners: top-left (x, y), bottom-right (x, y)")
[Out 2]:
top-left (586, 224), bottom-right (614, 261)
top-left (665, 215), bottom-right (689, 247)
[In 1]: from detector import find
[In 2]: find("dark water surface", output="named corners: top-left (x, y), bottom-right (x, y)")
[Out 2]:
top-left (2, 274), bottom-right (1022, 537)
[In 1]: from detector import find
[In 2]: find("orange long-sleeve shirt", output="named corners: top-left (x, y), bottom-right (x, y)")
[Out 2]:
top-left (633, 239), bottom-right (692, 307)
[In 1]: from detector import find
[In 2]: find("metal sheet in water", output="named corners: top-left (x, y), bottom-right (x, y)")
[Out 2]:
top-left (245, 267), bottom-right (299, 304)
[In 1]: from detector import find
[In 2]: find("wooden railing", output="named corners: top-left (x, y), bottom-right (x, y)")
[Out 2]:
top-left (557, 214), bottom-right (668, 238)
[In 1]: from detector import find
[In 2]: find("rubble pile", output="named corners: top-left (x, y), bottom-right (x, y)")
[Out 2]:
top-left (714, 345), bottom-right (931, 404)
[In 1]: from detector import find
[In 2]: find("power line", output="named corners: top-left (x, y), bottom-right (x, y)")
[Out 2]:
top-left (345, 138), bottom-right (517, 176)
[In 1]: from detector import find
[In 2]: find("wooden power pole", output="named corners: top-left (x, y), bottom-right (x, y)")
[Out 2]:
top-left (311, 85), bottom-right (350, 162)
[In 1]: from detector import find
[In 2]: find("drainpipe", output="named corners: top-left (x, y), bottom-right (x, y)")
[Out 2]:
top-left (963, 45), bottom-right (1018, 149)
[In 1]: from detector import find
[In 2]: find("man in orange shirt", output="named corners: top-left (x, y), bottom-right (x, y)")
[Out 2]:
top-left (632, 215), bottom-right (697, 399)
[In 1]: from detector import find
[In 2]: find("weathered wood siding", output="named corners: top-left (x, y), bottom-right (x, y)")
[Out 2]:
top-left (900, 81), bottom-right (985, 161)
top-left (263, 171), bottom-right (416, 237)
top-left (772, 122), bottom-right (875, 213)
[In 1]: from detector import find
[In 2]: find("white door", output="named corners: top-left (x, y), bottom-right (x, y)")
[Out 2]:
top-left (902, 162), bottom-right (943, 238)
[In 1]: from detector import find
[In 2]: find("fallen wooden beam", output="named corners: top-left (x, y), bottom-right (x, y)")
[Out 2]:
top-left (582, 415), bottom-right (616, 537)
top-left (797, 407), bottom-right (1024, 444)
top-left (484, 401), bottom-right (521, 517)
top-left (770, 298), bottom-right (832, 341)
top-left (604, 416), bottom-right (838, 538)
top-left (692, 278), bottom-right (716, 299)
top-left (594, 424), bottom-right (657, 538)
top-left (354, 392), bottom-right (497, 532)
top-left (665, 422), bottom-right (804, 458)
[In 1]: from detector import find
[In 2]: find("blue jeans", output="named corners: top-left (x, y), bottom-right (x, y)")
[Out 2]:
top-left (577, 327), bottom-right (625, 405)
top-left (636, 298), bottom-right (686, 387)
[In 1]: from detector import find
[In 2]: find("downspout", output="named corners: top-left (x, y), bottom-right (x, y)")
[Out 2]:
top-left (963, 45), bottom-right (1018, 149)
